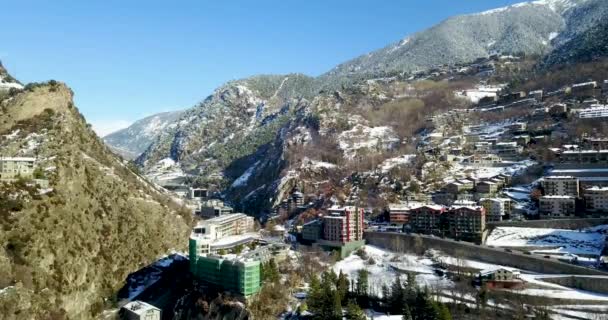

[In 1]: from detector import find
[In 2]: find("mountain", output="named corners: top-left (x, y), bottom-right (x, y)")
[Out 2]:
top-left (0, 61), bottom-right (23, 91)
top-left (543, 0), bottom-right (608, 66)
top-left (131, 0), bottom-right (608, 216)
top-left (0, 80), bottom-right (190, 319)
top-left (323, 0), bottom-right (589, 79)
top-left (103, 110), bottom-right (184, 159)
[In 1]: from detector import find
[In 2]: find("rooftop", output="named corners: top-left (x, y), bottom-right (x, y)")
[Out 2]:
top-left (122, 301), bottom-right (160, 315)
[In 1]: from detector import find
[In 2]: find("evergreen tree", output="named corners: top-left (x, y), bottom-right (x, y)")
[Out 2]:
top-left (402, 304), bottom-right (413, 320)
top-left (412, 289), bottom-right (438, 320)
top-left (356, 269), bottom-right (369, 297)
top-left (436, 303), bottom-right (452, 320)
top-left (307, 275), bottom-right (323, 316)
top-left (345, 300), bottom-right (367, 320)
top-left (389, 276), bottom-right (405, 314)
top-left (337, 271), bottom-right (350, 304)
top-left (331, 289), bottom-right (343, 320)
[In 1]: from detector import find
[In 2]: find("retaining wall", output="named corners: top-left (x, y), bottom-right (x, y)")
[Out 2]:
top-left (365, 232), bottom-right (608, 276)
top-left (487, 218), bottom-right (608, 230)
top-left (540, 276), bottom-right (608, 294)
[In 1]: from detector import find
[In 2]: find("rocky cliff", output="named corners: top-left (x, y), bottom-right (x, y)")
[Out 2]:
top-left (0, 81), bottom-right (191, 319)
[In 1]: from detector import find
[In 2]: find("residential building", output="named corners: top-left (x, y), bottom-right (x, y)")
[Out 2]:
top-left (528, 90), bottom-right (543, 101)
top-left (480, 198), bottom-right (512, 222)
top-left (479, 268), bottom-right (524, 290)
top-left (302, 219), bottom-right (322, 242)
top-left (409, 205), bottom-right (446, 235)
top-left (446, 203), bottom-right (486, 239)
top-left (198, 199), bottom-right (234, 219)
top-left (584, 187), bottom-right (608, 214)
top-left (0, 157), bottom-right (36, 179)
top-left (583, 137), bottom-right (608, 151)
top-left (388, 202), bottom-right (426, 226)
top-left (476, 181), bottom-right (500, 194)
top-left (492, 142), bottom-right (523, 159)
top-left (121, 301), bottom-right (161, 320)
top-left (445, 179), bottom-right (475, 194)
top-left (322, 206), bottom-right (364, 243)
top-left (192, 213), bottom-right (254, 241)
top-left (539, 196), bottom-right (576, 218)
top-left (541, 176), bottom-right (580, 197)
top-left (189, 188), bottom-right (208, 200)
top-left (570, 81), bottom-right (598, 97)
top-left (190, 252), bottom-right (261, 297)
top-left (579, 105), bottom-right (608, 119)
top-left (559, 149), bottom-right (608, 164)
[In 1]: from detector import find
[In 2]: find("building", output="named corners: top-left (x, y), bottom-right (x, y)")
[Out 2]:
top-left (387, 202), bottom-right (426, 226)
top-left (579, 105), bottom-right (608, 119)
top-left (559, 149), bottom-right (608, 164)
top-left (480, 198), bottom-right (512, 222)
top-left (189, 188), bottom-right (208, 200)
top-left (583, 137), bottom-right (608, 151)
top-left (445, 179), bottom-right (475, 194)
top-left (539, 196), bottom-right (576, 218)
top-left (446, 203), bottom-right (486, 240)
top-left (190, 253), bottom-right (261, 297)
top-left (541, 176), bottom-right (580, 197)
top-left (322, 206), bottom-right (364, 243)
top-left (584, 187), bottom-right (608, 214)
top-left (192, 213), bottom-right (254, 242)
top-left (409, 205), bottom-right (446, 235)
top-left (0, 157), bottom-right (36, 179)
top-left (198, 199), bottom-right (234, 219)
top-left (570, 81), bottom-right (598, 97)
top-left (121, 301), bottom-right (161, 320)
top-left (476, 181), bottom-right (500, 194)
top-left (479, 268), bottom-right (524, 290)
top-left (301, 219), bottom-right (322, 242)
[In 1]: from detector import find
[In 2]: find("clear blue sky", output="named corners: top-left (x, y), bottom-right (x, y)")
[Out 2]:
top-left (0, 0), bottom-right (523, 136)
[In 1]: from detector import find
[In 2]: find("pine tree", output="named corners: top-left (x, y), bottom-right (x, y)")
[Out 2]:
top-left (436, 303), bottom-right (452, 320)
top-left (337, 271), bottom-right (350, 304)
top-left (389, 276), bottom-right (405, 314)
top-left (356, 269), bottom-right (369, 297)
top-left (345, 300), bottom-right (367, 320)
top-left (402, 304), bottom-right (413, 320)
top-left (307, 274), bottom-right (323, 316)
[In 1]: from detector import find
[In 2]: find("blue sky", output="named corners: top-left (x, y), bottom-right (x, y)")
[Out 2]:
top-left (0, 0), bottom-right (523, 136)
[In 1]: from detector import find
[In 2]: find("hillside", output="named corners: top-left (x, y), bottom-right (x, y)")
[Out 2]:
top-left (0, 61), bottom-right (23, 91)
top-left (103, 110), bottom-right (184, 159)
top-left (0, 81), bottom-right (191, 319)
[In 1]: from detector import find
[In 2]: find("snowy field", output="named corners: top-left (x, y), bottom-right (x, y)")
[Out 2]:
top-left (487, 226), bottom-right (607, 256)
top-left (333, 245), bottom-right (452, 297)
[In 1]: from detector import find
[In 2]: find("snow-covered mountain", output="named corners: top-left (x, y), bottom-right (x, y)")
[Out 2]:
top-left (0, 61), bottom-right (23, 91)
top-left (323, 0), bottom-right (595, 80)
top-left (127, 0), bottom-right (608, 215)
top-left (103, 110), bottom-right (184, 159)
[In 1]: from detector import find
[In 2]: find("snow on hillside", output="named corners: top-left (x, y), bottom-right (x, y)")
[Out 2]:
top-left (338, 124), bottom-right (400, 159)
top-left (455, 85), bottom-right (505, 103)
top-left (232, 161), bottom-right (260, 188)
top-left (333, 245), bottom-right (452, 297)
top-left (0, 75), bottom-right (23, 90)
top-left (487, 226), bottom-right (607, 256)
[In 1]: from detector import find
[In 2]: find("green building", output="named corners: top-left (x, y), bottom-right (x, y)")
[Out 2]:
top-left (189, 238), bottom-right (262, 297)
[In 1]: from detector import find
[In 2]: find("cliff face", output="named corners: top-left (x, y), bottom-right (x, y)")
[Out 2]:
top-left (0, 82), bottom-right (191, 319)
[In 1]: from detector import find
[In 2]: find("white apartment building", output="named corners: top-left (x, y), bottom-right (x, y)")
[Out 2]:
top-left (541, 176), bottom-right (580, 197)
top-left (192, 213), bottom-right (254, 241)
top-left (579, 105), bottom-right (608, 119)
top-left (584, 186), bottom-right (608, 213)
top-left (539, 196), bottom-right (576, 218)
top-left (480, 198), bottom-right (512, 222)
top-left (0, 157), bottom-right (36, 179)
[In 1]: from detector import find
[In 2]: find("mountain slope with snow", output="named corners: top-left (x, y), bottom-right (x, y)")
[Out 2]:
top-left (322, 0), bottom-right (594, 80)
top-left (103, 110), bottom-right (184, 159)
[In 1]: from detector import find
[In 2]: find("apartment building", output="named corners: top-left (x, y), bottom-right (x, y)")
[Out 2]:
top-left (584, 186), bottom-right (608, 214)
top-left (197, 199), bottom-right (234, 219)
top-left (578, 105), bottom-right (608, 119)
top-left (541, 176), bottom-right (580, 197)
top-left (409, 205), bottom-right (446, 235)
top-left (0, 157), bottom-right (36, 179)
top-left (192, 213), bottom-right (254, 241)
top-left (322, 206), bottom-right (364, 243)
top-left (388, 202), bottom-right (426, 225)
top-left (121, 301), bottom-right (161, 320)
top-left (539, 196), bottom-right (576, 218)
top-left (476, 181), bottom-right (500, 194)
top-left (559, 150), bottom-right (608, 164)
top-left (480, 198), bottom-right (512, 222)
top-left (446, 204), bottom-right (486, 239)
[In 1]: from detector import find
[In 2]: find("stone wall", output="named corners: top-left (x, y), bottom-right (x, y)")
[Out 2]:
top-left (487, 218), bottom-right (608, 230)
top-left (540, 276), bottom-right (608, 294)
top-left (365, 232), bottom-right (608, 276)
